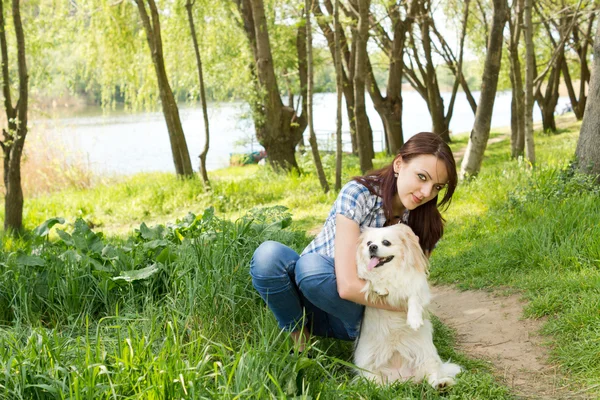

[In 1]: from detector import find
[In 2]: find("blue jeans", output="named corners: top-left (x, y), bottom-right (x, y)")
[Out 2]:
top-left (250, 241), bottom-right (364, 340)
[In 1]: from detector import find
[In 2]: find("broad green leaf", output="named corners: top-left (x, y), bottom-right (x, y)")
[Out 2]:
top-left (33, 217), bottom-right (65, 237)
top-left (138, 223), bottom-right (166, 241)
top-left (177, 212), bottom-right (199, 230)
top-left (156, 247), bottom-right (178, 263)
top-left (16, 254), bottom-right (46, 267)
top-left (56, 230), bottom-right (74, 246)
top-left (143, 239), bottom-right (169, 250)
top-left (202, 206), bottom-right (215, 224)
top-left (113, 264), bottom-right (160, 283)
top-left (101, 245), bottom-right (119, 260)
top-left (59, 250), bottom-right (82, 264)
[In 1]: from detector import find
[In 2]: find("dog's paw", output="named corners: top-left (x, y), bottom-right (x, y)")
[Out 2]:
top-left (374, 288), bottom-right (389, 297)
top-left (429, 376), bottom-right (456, 390)
top-left (406, 309), bottom-right (424, 330)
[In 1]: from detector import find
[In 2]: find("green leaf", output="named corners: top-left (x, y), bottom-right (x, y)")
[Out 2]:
top-left (59, 249), bottom-right (82, 264)
top-left (143, 239), bottom-right (169, 250)
top-left (281, 216), bottom-right (292, 229)
top-left (202, 206), bottom-right (215, 223)
top-left (24, 384), bottom-right (59, 394)
top-left (176, 212), bottom-right (199, 230)
top-left (56, 229), bottom-right (74, 246)
top-left (101, 245), bottom-right (119, 261)
top-left (33, 217), bottom-right (65, 237)
top-left (156, 247), bottom-right (178, 263)
top-left (138, 223), bottom-right (166, 241)
top-left (174, 228), bottom-right (185, 242)
top-left (113, 264), bottom-right (160, 282)
top-left (16, 254), bottom-right (46, 267)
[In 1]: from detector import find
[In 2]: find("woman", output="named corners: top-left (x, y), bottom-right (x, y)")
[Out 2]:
top-left (250, 132), bottom-right (457, 350)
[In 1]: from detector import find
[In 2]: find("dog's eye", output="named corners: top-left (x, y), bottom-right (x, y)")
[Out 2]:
top-left (382, 240), bottom-right (391, 246)
top-left (366, 241), bottom-right (372, 246)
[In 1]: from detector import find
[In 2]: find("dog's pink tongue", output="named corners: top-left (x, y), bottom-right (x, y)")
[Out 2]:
top-left (367, 257), bottom-right (380, 271)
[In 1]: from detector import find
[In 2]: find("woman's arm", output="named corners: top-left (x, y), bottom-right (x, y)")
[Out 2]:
top-left (334, 214), bottom-right (405, 311)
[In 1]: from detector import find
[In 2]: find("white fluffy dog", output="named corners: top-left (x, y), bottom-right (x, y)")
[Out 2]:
top-left (354, 224), bottom-right (462, 388)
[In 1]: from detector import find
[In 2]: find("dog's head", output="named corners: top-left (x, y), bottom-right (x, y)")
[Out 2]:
top-left (356, 224), bottom-right (429, 303)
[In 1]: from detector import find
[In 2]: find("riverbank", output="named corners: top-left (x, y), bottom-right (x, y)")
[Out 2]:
top-left (0, 114), bottom-right (578, 235)
top-left (10, 90), bottom-right (570, 185)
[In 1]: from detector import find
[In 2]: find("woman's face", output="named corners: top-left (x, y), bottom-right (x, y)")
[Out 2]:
top-left (393, 154), bottom-right (449, 211)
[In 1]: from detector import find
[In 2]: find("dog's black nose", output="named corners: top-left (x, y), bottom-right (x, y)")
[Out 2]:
top-left (369, 244), bottom-right (378, 253)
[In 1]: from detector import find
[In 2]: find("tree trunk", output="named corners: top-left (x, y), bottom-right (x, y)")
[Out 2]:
top-left (234, 0), bottom-right (307, 171)
top-left (430, 104), bottom-right (450, 142)
top-left (305, 0), bottom-right (329, 193)
top-left (353, 0), bottom-right (373, 173)
top-left (535, 55), bottom-right (561, 134)
top-left (366, 58), bottom-right (405, 155)
top-left (334, 0), bottom-right (343, 190)
top-left (342, 81), bottom-right (360, 155)
top-left (403, 0), bottom-right (458, 143)
top-left (418, 0), bottom-right (449, 142)
top-left (135, 0), bottom-right (193, 177)
top-left (1, 0), bottom-right (28, 233)
top-left (313, 0), bottom-right (378, 156)
top-left (576, 21), bottom-right (600, 181)
top-left (508, 0), bottom-right (524, 158)
top-left (523, 0), bottom-right (535, 165)
top-left (365, 1), bottom-right (417, 154)
top-left (460, 0), bottom-right (508, 179)
top-left (185, 0), bottom-right (210, 186)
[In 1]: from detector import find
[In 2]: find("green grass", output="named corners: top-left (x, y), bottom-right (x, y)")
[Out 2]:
top-left (430, 121), bottom-right (600, 394)
top-left (0, 115), bottom-right (598, 397)
top-left (0, 208), bottom-right (510, 399)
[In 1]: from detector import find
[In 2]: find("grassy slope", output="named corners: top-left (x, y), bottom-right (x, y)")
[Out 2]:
top-left (0, 115), bottom-right (598, 397)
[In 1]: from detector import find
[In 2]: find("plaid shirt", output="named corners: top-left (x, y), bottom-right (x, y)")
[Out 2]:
top-left (302, 180), bottom-right (409, 257)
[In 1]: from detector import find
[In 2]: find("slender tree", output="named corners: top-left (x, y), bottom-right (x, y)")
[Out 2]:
top-left (135, 0), bottom-right (194, 177)
top-left (460, 0), bottom-right (508, 179)
top-left (353, 0), bottom-right (373, 173)
top-left (402, 0), bottom-right (473, 143)
top-left (185, 0), bottom-right (210, 186)
top-left (534, 0), bottom-right (586, 131)
top-left (365, 0), bottom-right (418, 154)
top-left (524, 0), bottom-right (535, 164)
top-left (313, 0), bottom-right (376, 156)
top-left (305, 0), bottom-right (329, 193)
top-left (334, 0), bottom-right (343, 190)
top-left (0, 0), bottom-right (28, 232)
top-left (507, 0), bottom-right (525, 158)
top-left (575, 20), bottom-right (600, 182)
top-left (562, 9), bottom-right (594, 120)
top-left (534, 1), bottom-right (566, 133)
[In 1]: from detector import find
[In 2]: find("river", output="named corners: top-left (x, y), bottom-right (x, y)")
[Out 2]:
top-left (33, 91), bottom-right (568, 175)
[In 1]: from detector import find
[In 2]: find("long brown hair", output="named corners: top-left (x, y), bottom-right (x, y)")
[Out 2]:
top-left (354, 132), bottom-right (457, 251)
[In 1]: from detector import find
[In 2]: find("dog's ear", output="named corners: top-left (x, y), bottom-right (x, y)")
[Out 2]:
top-left (356, 228), bottom-right (371, 271)
top-left (401, 227), bottom-right (430, 275)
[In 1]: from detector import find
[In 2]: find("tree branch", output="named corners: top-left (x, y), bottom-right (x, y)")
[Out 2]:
top-left (533, 0), bottom-right (583, 87)
top-left (0, 0), bottom-right (14, 121)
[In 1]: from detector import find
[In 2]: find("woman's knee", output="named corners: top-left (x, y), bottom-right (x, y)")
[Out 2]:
top-left (250, 241), bottom-right (297, 278)
top-left (295, 253), bottom-right (334, 298)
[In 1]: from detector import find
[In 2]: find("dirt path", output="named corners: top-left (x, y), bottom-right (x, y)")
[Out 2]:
top-left (431, 285), bottom-right (588, 399)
